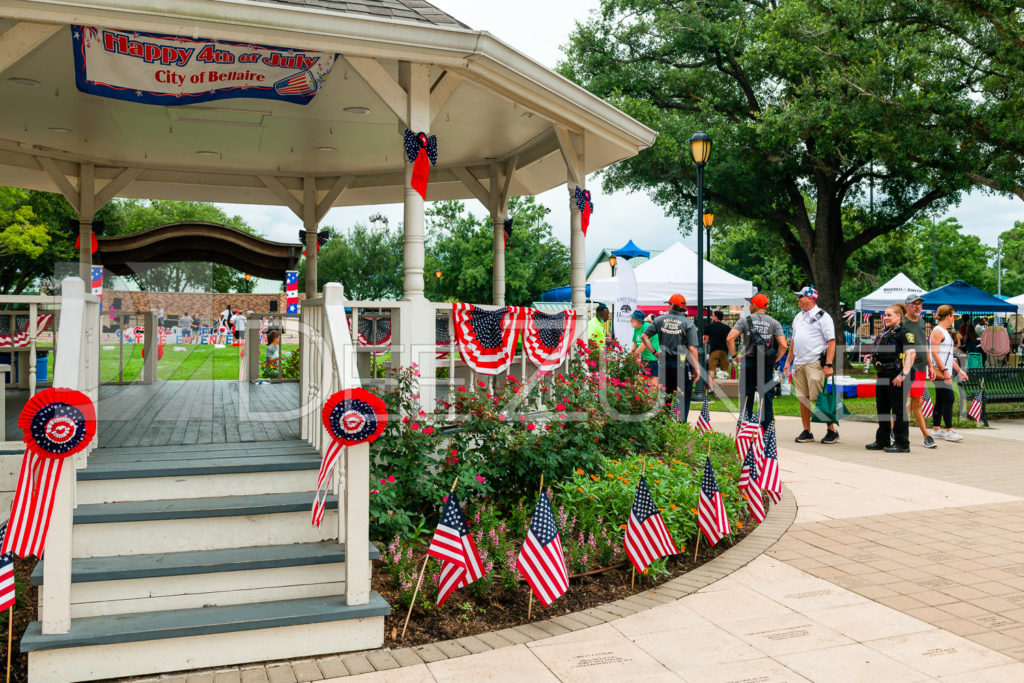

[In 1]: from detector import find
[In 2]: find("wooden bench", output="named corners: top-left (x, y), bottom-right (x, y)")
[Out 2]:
top-left (959, 368), bottom-right (1024, 426)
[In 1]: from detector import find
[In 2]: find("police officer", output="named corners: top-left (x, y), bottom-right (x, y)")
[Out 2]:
top-left (866, 303), bottom-right (917, 453)
top-left (642, 294), bottom-right (702, 421)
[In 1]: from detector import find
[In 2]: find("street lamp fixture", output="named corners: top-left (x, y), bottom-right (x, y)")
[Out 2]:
top-left (689, 130), bottom-right (712, 393)
top-left (435, 270), bottom-right (442, 300)
top-left (702, 211), bottom-right (714, 260)
top-left (608, 255), bottom-right (617, 276)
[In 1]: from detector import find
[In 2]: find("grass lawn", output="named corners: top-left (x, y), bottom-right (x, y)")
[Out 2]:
top-left (98, 343), bottom-right (298, 382)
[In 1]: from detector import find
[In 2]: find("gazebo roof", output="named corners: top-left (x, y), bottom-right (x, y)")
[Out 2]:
top-left (0, 0), bottom-right (656, 209)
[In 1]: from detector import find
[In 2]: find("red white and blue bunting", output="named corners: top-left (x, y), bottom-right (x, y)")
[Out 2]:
top-left (2, 388), bottom-right (96, 557)
top-left (522, 309), bottom-right (578, 372)
top-left (452, 304), bottom-right (525, 375)
top-left (312, 389), bottom-right (387, 527)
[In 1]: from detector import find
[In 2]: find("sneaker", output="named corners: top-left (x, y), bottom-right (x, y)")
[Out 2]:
top-left (865, 442), bottom-right (886, 451)
top-left (821, 430), bottom-right (839, 444)
top-left (932, 428), bottom-right (946, 439)
top-left (943, 430), bottom-right (964, 442)
top-left (923, 436), bottom-right (937, 449)
top-left (795, 430), bottom-right (815, 443)
top-left (885, 444), bottom-right (911, 453)
top-left (890, 429), bottom-right (895, 445)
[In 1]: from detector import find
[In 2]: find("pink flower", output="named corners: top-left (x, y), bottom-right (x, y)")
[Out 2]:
top-left (556, 403), bottom-right (566, 411)
top-left (442, 495), bottom-right (448, 502)
top-left (379, 478), bottom-right (386, 484)
top-left (451, 448), bottom-right (459, 455)
top-left (587, 360), bottom-right (597, 368)
top-left (458, 386), bottom-right (467, 392)
top-left (499, 414), bottom-right (507, 422)
top-left (402, 416), bottom-right (410, 423)
top-left (423, 427), bottom-right (435, 435)
top-left (388, 475), bottom-right (396, 483)
top-left (478, 380), bottom-right (486, 387)
top-left (371, 488), bottom-right (379, 494)
top-left (418, 410), bottom-right (426, 417)
top-left (475, 475), bottom-right (485, 483)
top-left (527, 422), bottom-right (536, 431)
top-left (411, 422), bottom-right (420, 430)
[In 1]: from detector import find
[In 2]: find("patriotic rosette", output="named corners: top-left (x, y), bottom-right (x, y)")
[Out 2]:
top-left (312, 388), bottom-right (387, 527)
top-left (452, 303), bottom-right (524, 375)
top-left (522, 309), bottom-right (577, 371)
top-left (2, 387), bottom-right (96, 557)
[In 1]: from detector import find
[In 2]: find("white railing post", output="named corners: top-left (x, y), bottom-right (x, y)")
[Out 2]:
top-left (28, 302), bottom-right (38, 394)
top-left (41, 277), bottom-right (87, 635)
top-left (141, 309), bottom-right (157, 384)
top-left (245, 312), bottom-right (260, 382)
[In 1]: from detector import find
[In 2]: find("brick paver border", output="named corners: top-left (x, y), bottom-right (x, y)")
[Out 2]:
top-left (142, 488), bottom-right (797, 682)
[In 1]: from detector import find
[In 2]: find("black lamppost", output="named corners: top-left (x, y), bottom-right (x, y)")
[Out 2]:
top-left (435, 269), bottom-right (442, 300)
top-left (689, 131), bottom-right (712, 385)
top-left (703, 210), bottom-right (714, 262)
top-left (609, 255), bottom-right (617, 277)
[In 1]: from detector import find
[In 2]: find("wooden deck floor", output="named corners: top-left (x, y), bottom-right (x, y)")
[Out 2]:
top-left (94, 381), bottom-right (300, 448)
top-left (2, 381), bottom-right (300, 446)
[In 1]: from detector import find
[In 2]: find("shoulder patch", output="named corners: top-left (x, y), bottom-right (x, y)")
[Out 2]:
top-left (905, 332), bottom-right (915, 343)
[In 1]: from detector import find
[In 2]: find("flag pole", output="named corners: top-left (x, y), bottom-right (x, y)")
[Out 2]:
top-left (5, 605), bottom-right (12, 683)
top-left (527, 473), bottom-right (544, 622)
top-left (631, 456), bottom-right (648, 591)
top-left (695, 438), bottom-right (712, 563)
top-left (400, 477), bottom-right (458, 642)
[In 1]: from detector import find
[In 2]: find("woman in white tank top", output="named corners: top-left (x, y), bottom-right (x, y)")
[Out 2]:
top-left (929, 305), bottom-right (968, 440)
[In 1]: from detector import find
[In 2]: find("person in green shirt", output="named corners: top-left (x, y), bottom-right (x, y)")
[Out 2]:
top-left (588, 303), bottom-right (609, 350)
top-left (630, 309), bottom-right (659, 380)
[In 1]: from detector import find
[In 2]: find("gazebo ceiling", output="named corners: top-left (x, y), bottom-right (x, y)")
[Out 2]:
top-left (0, 0), bottom-right (656, 209)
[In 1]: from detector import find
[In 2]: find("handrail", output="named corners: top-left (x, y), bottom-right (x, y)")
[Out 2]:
top-left (40, 277), bottom-right (100, 636)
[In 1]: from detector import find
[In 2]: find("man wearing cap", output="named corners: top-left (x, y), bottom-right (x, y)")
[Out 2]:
top-left (642, 294), bottom-right (701, 421)
top-left (903, 294), bottom-right (937, 449)
top-left (784, 286), bottom-right (839, 444)
top-left (630, 309), bottom-right (659, 380)
top-left (727, 293), bottom-right (788, 427)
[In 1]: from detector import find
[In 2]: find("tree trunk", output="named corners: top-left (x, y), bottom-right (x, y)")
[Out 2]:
top-left (806, 194), bottom-right (849, 365)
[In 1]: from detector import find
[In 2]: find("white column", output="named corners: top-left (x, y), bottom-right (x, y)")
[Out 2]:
top-left (141, 309), bottom-right (157, 384)
top-left (401, 62), bottom-right (430, 302)
top-left (569, 179), bottom-right (586, 310)
top-left (77, 163), bottom-right (95, 282)
top-left (344, 441), bottom-right (370, 605)
top-left (303, 176), bottom-right (318, 298)
top-left (492, 213), bottom-right (506, 306)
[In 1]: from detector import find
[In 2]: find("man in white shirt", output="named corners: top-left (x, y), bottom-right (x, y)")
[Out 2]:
top-left (783, 286), bottom-right (838, 444)
top-left (231, 309), bottom-right (248, 346)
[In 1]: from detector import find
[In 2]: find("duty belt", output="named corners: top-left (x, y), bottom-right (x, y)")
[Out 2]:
top-left (874, 361), bottom-right (901, 371)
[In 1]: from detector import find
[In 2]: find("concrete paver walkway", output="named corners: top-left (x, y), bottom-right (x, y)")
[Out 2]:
top-left (159, 415), bottom-right (1024, 682)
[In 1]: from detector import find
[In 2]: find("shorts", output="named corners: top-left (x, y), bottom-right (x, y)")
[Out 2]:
top-left (791, 361), bottom-right (824, 402)
top-left (645, 360), bottom-right (658, 379)
top-left (909, 368), bottom-right (925, 398)
top-left (708, 349), bottom-right (730, 372)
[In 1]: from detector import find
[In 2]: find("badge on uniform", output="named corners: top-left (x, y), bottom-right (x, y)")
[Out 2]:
top-left (905, 332), bottom-right (915, 343)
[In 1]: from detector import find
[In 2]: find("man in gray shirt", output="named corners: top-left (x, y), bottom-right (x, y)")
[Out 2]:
top-left (902, 294), bottom-right (936, 449)
top-left (642, 293), bottom-right (702, 422)
top-left (727, 293), bottom-right (788, 427)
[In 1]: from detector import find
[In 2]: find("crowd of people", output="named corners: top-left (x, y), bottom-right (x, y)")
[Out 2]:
top-left (589, 286), bottom-right (979, 454)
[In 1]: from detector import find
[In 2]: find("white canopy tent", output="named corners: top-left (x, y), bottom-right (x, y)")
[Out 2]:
top-left (1008, 293), bottom-right (1024, 314)
top-left (588, 241), bottom-right (754, 305)
top-left (855, 273), bottom-right (926, 312)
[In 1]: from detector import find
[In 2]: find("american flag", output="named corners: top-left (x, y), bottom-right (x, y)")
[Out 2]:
top-left (695, 395), bottom-right (712, 432)
top-left (921, 387), bottom-right (934, 418)
top-left (968, 387), bottom-right (984, 422)
top-left (90, 266), bottom-right (103, 306)
top-left (452, 303), bottom-right (524, 375)
top-left (739, 446), bottom-right (765, 523)
top-left (697, 457), bottom-right (730, 546)
top-left (426, 493), bottom-right (485, 606)
top-left (759, 422), bottom-right (782, 504)
top-left (624, 476), bottom-right (678, 573)
top-left (736, 409), bottom-right (764, 468)
top-left (0, 522), bottom-right (14, 612)
top-left (517, 491), bottom-right (569, 607)
top-left (285, 271), bottom-right (299, 315)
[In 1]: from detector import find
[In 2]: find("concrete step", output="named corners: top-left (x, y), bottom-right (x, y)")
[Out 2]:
top-left (22, 593), bottom-right (390, 683)
top-left (72, 493), bottom-right (338, 557)
top-left (31, 542), bottom-right (378, 618)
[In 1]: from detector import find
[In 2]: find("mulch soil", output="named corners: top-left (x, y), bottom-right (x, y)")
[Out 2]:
top-left (378, 523), bottom-right (753, 648)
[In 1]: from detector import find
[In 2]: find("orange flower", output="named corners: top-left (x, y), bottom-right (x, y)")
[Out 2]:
top-left (672, 459), bottom-right (681, 465)
top-left (654, 479), bottom-right (661, 484)
top-left (591, 475), bottom-right (599, 482)
top-left (607, 473), bottom-right (614, 479)
top-left (619, 524), bottom-right (627, 529)
top-left (689, 508), bottom-right (697, 515)
top-left (736, 520), bottom-right (744, 529)
top-left (576, 468), bottom-right (584, 475)
top-left (670, 504), bottom-right (678, 511)
top-left (578, 487), bottom-right (585, 493)
top-left (658, 508), bottom-right (665, 512)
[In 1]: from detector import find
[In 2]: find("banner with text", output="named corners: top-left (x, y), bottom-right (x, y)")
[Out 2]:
top-left (72, 25), bottom-right (336, 106)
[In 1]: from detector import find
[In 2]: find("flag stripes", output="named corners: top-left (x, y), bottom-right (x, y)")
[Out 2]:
top-left (624, 476), bottom-right (678, 573)
top-left (517, 492), bottom-right (569, 607)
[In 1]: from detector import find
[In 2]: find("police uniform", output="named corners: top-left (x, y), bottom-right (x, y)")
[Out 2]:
top-left (871, 324), bottom-right (914, 449)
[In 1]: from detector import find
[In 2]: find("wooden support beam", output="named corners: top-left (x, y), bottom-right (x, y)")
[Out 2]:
top-left (94, 167), bottom-right (143, 209)
top-left (37, 156), bottom-right (80, 214)
top-left (316, 175), bottom-right (352, 222)
top-left (554, 124), bottom-right (585, 187)
top-left (452, 167), bottom-right (491, 208)
top-left (345, 56), bottom-right (409, 127)
top-left (429, 70), bottom-right (464, 125)
top-left (0, 22), bottom-right (60, 76)
top-left (259, 175), bottom-right (304, 219)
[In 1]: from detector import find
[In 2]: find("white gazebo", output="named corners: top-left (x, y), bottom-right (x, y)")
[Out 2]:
top-left (587, 241), bottom-right (754, 305)
top-left (0, 1), bottom-right (656, 680)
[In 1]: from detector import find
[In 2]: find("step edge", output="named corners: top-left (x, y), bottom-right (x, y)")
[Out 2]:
top-left (20, 592), bottom-right (391, 652)
top-left (78, 460), bottom-right (320, 480)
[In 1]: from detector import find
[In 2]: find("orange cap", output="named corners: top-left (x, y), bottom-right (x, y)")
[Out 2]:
top-left (667, 293), bottom-right (686, 306)
top-left (746, 293), bottom-right (769, 308)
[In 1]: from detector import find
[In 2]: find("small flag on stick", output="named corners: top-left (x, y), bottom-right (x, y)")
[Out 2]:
top-left (739, 446), bottom-right (765, 523)
top-left (624, 476), bottom-right (678, 573)
top-left (426, 493), bottom-right (486, 606)
top-left (760, 423), bottom-right (782, 504)
top-left (968, 388), bottom-right (984, 422)
top-left (696, 395), bottom-right (712, 433)
top-left (0, 522), bottom-right (14, 612)
top-left (517, 490), bottom-right (569, 607)
top-left (921, 387), bottom-right (934, 418)
top-left (697, 457), bottom-right (731, 546)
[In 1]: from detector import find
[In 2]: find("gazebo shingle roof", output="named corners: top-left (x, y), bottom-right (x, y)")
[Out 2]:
top-left (255, 0), bottom-right (469, 28)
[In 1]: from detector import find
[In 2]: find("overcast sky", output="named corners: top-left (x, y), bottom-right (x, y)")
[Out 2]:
top-left (219, 0), bottom-right (1020, 284)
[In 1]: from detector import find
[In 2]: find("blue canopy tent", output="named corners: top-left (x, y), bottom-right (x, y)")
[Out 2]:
top-left (610, 239), bottom-right (650, 260)
top-left (541, 284), bottom-right (590, 302)
top-left (920, 280), bottom-right (1018, 313)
